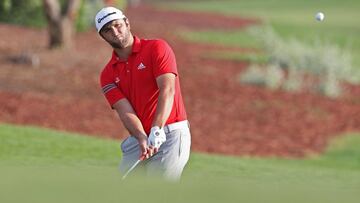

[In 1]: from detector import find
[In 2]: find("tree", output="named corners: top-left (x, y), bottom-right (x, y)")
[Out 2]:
top-left (43, 0), bottom-right (81, 49)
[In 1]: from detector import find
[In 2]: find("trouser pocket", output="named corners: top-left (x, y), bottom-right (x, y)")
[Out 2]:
top-left (179, 128), bottom-right (191, 163)
top-left (120, 136), bottom-right (139, 154)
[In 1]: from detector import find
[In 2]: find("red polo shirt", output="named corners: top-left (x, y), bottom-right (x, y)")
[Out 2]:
top-left (100, 36), bottom-right (187, 134)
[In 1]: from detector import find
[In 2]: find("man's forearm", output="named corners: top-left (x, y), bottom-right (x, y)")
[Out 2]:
top-left (113, 99), bottom-right (147, 140)
top-left (152, 88), bottom-right (175, 128)
top-left (118, 112), bottom-right (147, 140)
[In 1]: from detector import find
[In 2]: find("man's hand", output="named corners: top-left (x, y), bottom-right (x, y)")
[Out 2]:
top-left (148, 126), bottom-right (166, 152)
top-left (137, 134), bottom-right (154, 160)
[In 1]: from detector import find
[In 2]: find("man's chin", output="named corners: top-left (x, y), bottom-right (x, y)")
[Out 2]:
top-left (110, 42), bottom-right (125, 49)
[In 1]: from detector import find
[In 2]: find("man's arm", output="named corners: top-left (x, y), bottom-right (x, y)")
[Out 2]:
top-left (113, 98), bottom-right (150, 158)
top-left (152, 73), bottom-right (176, 128)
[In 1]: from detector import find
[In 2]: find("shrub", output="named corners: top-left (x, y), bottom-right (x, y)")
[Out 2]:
top-left (0, 0), bottom-right (45, 27)
top-left (77, 0), bottom-right (105, 32)
top-left (239, 64), bottom-right (284, 90)
top-left (241, 26), bottom-right (357, 97)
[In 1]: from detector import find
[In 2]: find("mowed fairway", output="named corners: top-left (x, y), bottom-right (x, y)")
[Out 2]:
top-left (1, 123), bottom-right (360, 203)
top-left (157, 0), bottom-right (360, 73)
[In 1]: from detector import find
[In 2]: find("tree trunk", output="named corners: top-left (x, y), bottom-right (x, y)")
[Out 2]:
top-left (43, 0), bottom-right (80, 49)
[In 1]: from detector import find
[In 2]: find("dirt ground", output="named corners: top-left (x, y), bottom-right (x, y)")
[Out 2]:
top-left (0, 5), bottom-right (359, 157)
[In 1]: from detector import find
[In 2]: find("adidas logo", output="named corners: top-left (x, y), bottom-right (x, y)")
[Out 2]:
top-left (137, 63), bottom-right (146, 70)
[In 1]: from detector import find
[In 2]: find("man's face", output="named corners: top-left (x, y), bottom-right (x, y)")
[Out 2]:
top-left (100, 19), bottom-right (131, 49)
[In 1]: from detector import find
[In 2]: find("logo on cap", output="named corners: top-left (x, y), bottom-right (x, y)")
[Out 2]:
top-left (97, 11), bottom-right (117, 24)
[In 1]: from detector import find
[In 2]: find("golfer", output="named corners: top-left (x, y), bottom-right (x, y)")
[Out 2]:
top-left (95, 7), bottom-right (191, 180)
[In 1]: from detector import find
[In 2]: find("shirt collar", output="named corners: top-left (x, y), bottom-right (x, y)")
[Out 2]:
top-left (110, 35), bottom-right (141, 65)
top-left (132, 35), bottom-right (141, 53)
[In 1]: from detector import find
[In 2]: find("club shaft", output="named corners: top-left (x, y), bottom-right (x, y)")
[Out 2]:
top-left (122, 159), bottom-right (141, 180)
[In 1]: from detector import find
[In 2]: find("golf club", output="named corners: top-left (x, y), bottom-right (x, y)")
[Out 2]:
top-left (121, 149), bottom-right (159, 180)
top-left (122, 159), bottom-right (142, 180)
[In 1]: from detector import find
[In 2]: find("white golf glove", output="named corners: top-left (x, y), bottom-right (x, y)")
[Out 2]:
top-left (148, 126), bottom-right (166, 148)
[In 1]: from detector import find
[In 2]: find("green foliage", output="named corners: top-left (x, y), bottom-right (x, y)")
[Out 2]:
top-left (0, 0), bottom-right (127, 31)
top-left (171, 0), bottom-right (359, 97)
top-left (0, 0), bottom-right (45, 27)
top-left (162, 0), bottom-right (360, 71)
top-left (115, 0), bottom-right (126, 8)
top-left (77, 0), bottom-right (127, 32)
top-left (239, 26), bottom-right (356, 97)
top-left (239, 64), bottom-right (284, 90)
top-left (76, 0), bottom-right (105, 32)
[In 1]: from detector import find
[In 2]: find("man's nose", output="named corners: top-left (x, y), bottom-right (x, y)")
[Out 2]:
top-left (110, 27), bottom-right (120, 35)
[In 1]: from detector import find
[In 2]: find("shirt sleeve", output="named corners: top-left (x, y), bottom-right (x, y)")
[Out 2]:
top-left (152, 40), bottom-right (178, 78)
top-left (100, 68), bottom-right (125, 108)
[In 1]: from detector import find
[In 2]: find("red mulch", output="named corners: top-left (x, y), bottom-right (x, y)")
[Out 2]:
top-left (0, 4), bottom-right (359, 158)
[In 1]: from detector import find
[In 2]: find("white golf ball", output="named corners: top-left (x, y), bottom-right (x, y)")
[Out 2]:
top-left (315, 12), bottom-right (325, 21)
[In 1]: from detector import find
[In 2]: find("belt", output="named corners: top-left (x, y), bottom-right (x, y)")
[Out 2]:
top-left (163, 120), bottom-right (189, 134)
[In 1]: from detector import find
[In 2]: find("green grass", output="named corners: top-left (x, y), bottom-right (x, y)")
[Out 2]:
top-left (1, 123), bottom-right (360, 203)
top-left (202, 50), bottom-right (269, 64)
top-left (180, 29), bottom-right (261, 48)
top-left (156, 0), bottom-right (360, 70)
top-left (0, 124), bottom-right (121, 166)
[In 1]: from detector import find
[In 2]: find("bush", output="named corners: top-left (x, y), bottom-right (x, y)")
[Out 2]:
top-left (0, 0), bottom-right (45, 27)
top-left (239, 64), bottom-right (284, 90)
top-left (77, 0), bottom-right (105, 32)
top-left (240, 26), bottom-right (357, 98)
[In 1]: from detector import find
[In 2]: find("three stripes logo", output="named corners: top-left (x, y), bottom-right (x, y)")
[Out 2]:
top-left (102, 83), bottom-right (117, 94)
top-left (102, 63), bottom-right (146, 95)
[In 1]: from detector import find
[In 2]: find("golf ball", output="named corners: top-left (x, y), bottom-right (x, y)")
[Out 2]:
top-left (315, 12), bottom-right (325, 21)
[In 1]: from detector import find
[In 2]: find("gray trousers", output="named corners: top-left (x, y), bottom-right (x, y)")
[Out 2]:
top-left (119, 121), bottom-right (191, 181)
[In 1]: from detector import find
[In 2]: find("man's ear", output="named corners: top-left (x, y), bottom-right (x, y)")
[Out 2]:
top-left (99, 32), bottom-right (105, 40)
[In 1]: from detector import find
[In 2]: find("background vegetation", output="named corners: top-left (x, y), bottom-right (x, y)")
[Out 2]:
top-left (156, 0), bottom-right (360, 97)
top-left (0, 0), bottom-right (126, 31)
top-left (0, 1), bottom-right (359, 202)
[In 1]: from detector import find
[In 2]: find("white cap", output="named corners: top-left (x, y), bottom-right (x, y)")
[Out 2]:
top-left (95, 7), bottom-right (126, 32)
